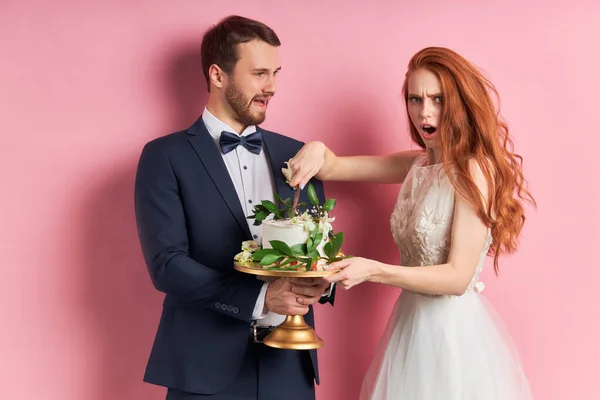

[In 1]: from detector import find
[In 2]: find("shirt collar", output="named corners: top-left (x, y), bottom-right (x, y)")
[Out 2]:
top-left (202, 107), bottom-right (257, 146)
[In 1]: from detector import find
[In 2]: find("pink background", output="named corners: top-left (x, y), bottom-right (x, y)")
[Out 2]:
top-left (2, 1), bottom-right (598, 399)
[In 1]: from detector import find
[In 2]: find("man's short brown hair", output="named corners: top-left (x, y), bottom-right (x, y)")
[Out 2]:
top-left (201, 15), bottom-right (281, 92)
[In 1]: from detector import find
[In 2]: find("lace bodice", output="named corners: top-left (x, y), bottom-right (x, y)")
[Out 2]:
top-left (390, 155), bottom-right (492, 293)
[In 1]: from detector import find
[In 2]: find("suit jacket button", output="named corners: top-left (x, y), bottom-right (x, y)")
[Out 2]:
top-left (215, 302), bottom-right (221, 309)
top-left (220, 304), bottom-right (228, 311)
top-left (233, 307), bottom-right (239, 314)
top-left (227, 305), bottom-right (234, 312)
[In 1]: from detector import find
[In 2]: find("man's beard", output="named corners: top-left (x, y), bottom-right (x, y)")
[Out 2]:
top-left (224, 82), bottom-right (267, 126)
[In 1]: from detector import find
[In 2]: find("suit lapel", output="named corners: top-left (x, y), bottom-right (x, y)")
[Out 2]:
top-left (186, 119), bottom-right (251, 238)
top-left (261, 129), bottom-right (296, 204)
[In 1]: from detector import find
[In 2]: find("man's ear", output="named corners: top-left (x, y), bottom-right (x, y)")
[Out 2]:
top-left (208, 64), bottom-right (226, 90)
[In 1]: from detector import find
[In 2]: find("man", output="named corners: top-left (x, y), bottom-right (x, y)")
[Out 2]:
top-left (134, 15), bottom-right (334, 400)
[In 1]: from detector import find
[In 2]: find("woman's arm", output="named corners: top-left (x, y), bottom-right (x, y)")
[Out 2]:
top-left (325, 160), bottom-right (490, 296)
top-left (289, 141), bottom-right (423, 187)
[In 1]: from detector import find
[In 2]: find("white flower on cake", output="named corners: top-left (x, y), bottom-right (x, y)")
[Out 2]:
top-left (241, 240), bottom-right (259, 252)
top-left (234, 240), bottom-right (260, 267)
top-left (302, 218), bottom-right (316, 233)
top-left (281, 161), bottom-right (293, 184)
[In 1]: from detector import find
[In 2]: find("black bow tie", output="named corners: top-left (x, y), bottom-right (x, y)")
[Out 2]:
top-left (219, 131), bottom-right (263, 155)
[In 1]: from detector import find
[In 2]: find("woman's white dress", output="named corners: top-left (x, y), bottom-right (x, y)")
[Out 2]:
top-left (360, 155), bottom-right (534, 399)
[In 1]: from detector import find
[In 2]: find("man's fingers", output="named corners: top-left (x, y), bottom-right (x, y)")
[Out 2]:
top-left (291, 285), bottom-right (322, 297)
top-left (296, 296), bottom-right (320, 306)
top-left (289, 277), bottom-right (319, 286)
top-left (287, 304), bottom-right (309, 314)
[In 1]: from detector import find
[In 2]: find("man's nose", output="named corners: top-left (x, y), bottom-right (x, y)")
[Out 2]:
top-left (263, 75), bottom-right (277, 94)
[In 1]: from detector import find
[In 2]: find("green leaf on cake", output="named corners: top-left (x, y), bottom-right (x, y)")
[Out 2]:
top-left (306, 237), bottom-right (314, 253)
top-left (275, 257), bottom-right (296, 267)
top-left (324, 241), bottom-right (335, 260)
top-left (330, 232), bottom-right (344, 258)
top-left (273, 193), bottom-right (285, 205)
top-left (307, 233), bottom-right (323, 254)
top-left (323, 199), bottom-right (336, 211)
top-left (297, 255), bottom-right (314, 263)
top-left (307, 183), bottom-right (319, 206)
top-left (260, 253), bottom-right (282, 266)
top-left (269, 240), bottom-right (294, 256)
top-left (314, 233), bottom-right (323, 246)
top-left (255, 211), bottom-right (268, 222)
top-left (274, 192), bottom-right (292, 207)
top-left (291, 243), bottom-right (307, 256)
top-left (261, 200), bottom-right (279, 213)
top-left (251, 248), bottom-right (280, 261)
top-left (310, 226), bottom-right (319, 241)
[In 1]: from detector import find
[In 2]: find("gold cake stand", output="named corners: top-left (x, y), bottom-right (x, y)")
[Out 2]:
top-left (234, 262), bottom-right (336, 350)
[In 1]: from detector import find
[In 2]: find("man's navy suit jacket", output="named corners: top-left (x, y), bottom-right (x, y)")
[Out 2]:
top-left (134, 117), bottom-right (334, 394)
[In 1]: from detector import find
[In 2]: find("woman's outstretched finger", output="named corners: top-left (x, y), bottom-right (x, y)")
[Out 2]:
top-left (323, 270), bottom-right (346, 284)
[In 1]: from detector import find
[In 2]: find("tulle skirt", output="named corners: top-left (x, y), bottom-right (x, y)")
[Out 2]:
top-left (360, 291), bottom-right (534, 400)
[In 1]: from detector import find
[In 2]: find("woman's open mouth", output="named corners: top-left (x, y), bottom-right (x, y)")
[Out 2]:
top-left (421, 124), bottom-right (437, 138)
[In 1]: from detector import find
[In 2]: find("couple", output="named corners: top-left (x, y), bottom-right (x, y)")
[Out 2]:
top-left (134, 15), bottom-right (535, 400)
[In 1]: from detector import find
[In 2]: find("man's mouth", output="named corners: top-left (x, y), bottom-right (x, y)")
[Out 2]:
top-left (251, 97), bottom-right (269, 109)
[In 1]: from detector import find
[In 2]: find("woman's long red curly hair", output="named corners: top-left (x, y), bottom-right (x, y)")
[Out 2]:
top-left (402, 47), bottom-right (536, 273)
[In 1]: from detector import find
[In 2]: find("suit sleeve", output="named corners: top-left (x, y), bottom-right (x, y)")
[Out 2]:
top-left (134, 141), bottom-right (263, 322)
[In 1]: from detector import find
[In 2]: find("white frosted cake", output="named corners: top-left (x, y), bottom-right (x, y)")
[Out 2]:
top-left (261, 218), bottom-right (330, 256)
top-left (261, 219), bottom-right (310, 249)
top-left (233, 178), bottom-right (345, 272)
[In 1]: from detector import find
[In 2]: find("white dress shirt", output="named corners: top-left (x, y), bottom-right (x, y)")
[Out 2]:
top-left (201, 107), bottom-right (285, 326)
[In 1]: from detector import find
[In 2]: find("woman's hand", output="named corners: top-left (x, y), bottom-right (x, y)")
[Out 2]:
top-left (288, 141), bottom-right (327, 188)
top-left (323, 257), bottom-right (381, 290)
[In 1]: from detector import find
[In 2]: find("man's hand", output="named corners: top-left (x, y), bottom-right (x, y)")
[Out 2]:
top-left (265, 278), bottom-right (330, 315)
top-left (288, 277), bottom-right (330, 305)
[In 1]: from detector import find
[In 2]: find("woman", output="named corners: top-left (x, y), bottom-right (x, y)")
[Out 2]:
top-left (289, 47), bottom-right (536, 399)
